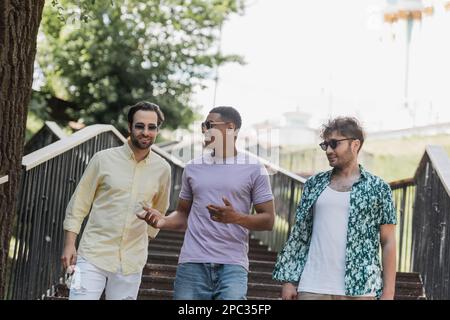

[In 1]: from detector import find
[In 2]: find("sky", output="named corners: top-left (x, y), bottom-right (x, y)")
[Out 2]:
top-left (192, 0), bottom-right (450, 133)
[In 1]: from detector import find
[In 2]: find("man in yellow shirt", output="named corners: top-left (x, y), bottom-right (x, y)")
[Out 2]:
top-left (61, 101), bottom-right (171, 300)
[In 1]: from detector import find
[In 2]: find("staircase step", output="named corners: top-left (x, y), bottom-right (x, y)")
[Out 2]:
top-left (44, 230), bottom-right (427, 301)
top-left (140, 275), bottom-right (282, 298)
top-left (394, 295), bottom-right (427, 300)
top-left (395, 272), bottom-right (422, 283)
top-left (395, 281), bottom-right (425, 297)
top-left (147, 253), bottom-right (276, 272)
top-left (138, 288), bottom-right (172, 300)
top-left (45, 271), bottom-right (426, 300)
top-left (144, 263), bottom-right (279, 284)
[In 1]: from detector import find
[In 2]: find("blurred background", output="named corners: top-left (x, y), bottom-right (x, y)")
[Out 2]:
top-left (28, 0), bottom-right (450, 182)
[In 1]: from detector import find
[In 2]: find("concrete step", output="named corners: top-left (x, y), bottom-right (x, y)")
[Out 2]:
top-left (47, 270), bottom-right (426, 300)
top-left (44, 230), bottom-right (426, 301)
top-left (394, 295), bottom-right (427, 300)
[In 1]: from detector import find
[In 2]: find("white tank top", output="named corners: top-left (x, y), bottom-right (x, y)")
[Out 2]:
top-left (298, 186), bottom-right (351, 295)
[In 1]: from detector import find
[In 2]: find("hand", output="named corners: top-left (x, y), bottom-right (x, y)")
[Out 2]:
top-left (281, 283), bottom-right (298, 300)
top-left (379, 292), bottom-right (394, 300)
top-left (206, 197), bottom-right (240, 224)
top-left (138, 206), bottom-right (166, 228)
top-left (61, 244), bottom-right (77, 270)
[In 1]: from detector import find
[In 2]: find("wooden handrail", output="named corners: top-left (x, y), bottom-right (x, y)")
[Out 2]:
top-left (22, 125), bottom-right (126, 170)
top-left (240, 149), bottom-right (307, 184)
top-left (152, 144), bottom-right (186, 169)
top-left (44, 121), bottom-right (67, 139)
top-left (21, 124), bottom-right (185, 171)
top-left (389, 177), bottom-right (415, 189)
top-left (415, 145), bottom-right (450, 197)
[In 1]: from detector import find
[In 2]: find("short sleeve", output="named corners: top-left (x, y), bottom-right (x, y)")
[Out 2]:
top-left (178, 166), bottom-right (193, 201)
top-left (252, 164), bottom-right (274, 205)
top-left (380, 183), bottom-right (397, 225)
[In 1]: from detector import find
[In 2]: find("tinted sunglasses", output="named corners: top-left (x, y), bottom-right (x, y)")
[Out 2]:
top-left (201, 120), bottom-right (226, 130)
top-left (134, 123), bottom-right (159, 132)
top-left (319, 138), bottom-right (356, 151)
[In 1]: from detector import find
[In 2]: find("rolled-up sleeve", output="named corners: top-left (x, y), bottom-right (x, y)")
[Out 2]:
top-left (148, 165), bottom-right (172, 239)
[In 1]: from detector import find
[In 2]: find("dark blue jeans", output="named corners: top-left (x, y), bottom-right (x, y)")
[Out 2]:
top-left (173, 263), bottom-right (248, 300)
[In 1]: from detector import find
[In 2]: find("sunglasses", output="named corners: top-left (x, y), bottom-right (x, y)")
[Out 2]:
top-left (134, 123), bottom-right (159, 132)
top-left (319, 138), bottom-right (356, 151)
top-left (201, 120), bottom-right (226, 130)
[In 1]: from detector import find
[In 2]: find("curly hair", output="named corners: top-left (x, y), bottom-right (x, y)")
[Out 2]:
top-left (320, 117), bottom-right (365, 152)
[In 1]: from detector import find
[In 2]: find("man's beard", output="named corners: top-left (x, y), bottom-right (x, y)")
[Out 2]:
top-left (130, 134), bottom-right (153, 150)
top-left (330, 151), bottom-right (354, 169)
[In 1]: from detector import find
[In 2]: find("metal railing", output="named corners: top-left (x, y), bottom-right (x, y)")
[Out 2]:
top-left (6, 124), bottom-right (186, 299)
top-left (6, 125), bottom-right (126, 299)
top-left (389, 178), bottom-right (416, 272)
top-left (248, 154), bottom-right (306, 252)
top-left (411, 145), bottom-right (450, 300)
top-left (9, 121), bottom-right (448, 300)
top-left (155, 142), bottom-right (308, 253)
top-left (24, 121), bottom-right (67, 155)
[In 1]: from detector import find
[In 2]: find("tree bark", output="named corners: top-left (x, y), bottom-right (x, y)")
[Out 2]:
top-left (0, 0), bottom-right (45, 299)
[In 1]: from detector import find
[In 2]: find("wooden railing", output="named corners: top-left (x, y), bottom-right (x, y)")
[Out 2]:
top-left (247, 153), bottom-right (306, 252)
top-left (411, 145), bottom-right (450, 300)
top-left (6, 125), bottom-right (125, 299)
top-left (389, 178), bottom-right (416, 272)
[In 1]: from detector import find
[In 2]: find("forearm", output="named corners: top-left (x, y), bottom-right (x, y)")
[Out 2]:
top-left (161, 211), bottom-right (188, 231)
top-left (64, 231), bottom-right (78, 248)
top-left (234, 212), bottom-right (274, 231)
top-left (382, 240), bottom-right (396, 297)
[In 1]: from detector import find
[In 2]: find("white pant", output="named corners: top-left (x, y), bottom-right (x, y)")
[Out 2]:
top-left (68, 256), bottom-right (142, 300)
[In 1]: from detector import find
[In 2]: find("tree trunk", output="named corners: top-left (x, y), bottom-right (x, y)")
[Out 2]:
top-left (0, 0), bottom-right (45, 299)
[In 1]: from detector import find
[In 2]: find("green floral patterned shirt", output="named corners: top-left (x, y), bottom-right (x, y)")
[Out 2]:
top-left (272, 165), bottom-right (397, 298)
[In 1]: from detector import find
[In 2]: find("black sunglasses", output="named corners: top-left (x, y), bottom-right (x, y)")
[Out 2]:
top-left (201, 120), bottom-right (226, 130)
top-left (319, 138), bottom-right (356, 151)
top-left (134, 123), bottom-right (159, 132)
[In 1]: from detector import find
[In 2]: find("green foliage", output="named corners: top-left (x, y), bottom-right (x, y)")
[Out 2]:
top-left (36, 0), bottom-right (245, 133)
top-left (25, 111), bottom-right (44, 143)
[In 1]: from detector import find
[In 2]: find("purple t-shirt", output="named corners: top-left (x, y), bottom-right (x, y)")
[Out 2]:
top-left (178, 152), bottom-right (274, 270)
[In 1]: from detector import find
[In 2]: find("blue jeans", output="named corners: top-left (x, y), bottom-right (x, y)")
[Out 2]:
top-left (173, 263), bottom-right (248, 300)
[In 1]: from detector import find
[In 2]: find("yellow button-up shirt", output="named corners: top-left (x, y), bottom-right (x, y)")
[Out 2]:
top-left (63, 142), bottom-right (171, 274)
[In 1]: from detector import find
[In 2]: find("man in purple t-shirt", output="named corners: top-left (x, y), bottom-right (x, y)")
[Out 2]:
top-left (140, 106), bottom-right (275, 299)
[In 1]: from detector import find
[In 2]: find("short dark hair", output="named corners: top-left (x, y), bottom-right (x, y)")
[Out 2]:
top-left (209, 106), bottom-right (242, 129)
top-left (127, 101), bottom-right (165, 127)
top-left (320, 117), bottom-right (365, 151)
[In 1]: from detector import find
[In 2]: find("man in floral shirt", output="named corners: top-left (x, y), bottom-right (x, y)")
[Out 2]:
top-left (273, 117), bottom-right (397, 300)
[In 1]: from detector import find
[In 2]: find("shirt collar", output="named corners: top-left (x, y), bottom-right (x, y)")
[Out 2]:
top-left (123, 140), bottom-right (152, 164)
top-left (326, 164), bottom-right (368, 182)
